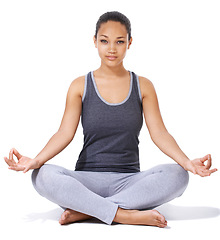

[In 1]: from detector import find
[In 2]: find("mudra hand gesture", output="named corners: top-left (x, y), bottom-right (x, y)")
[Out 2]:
top-left (4, 148), bottom-right (40, 173)
top-left (184, 154), bottom-right (217, 177)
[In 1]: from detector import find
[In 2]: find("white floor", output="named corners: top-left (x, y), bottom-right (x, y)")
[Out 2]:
top-left (1, 166), bottom-right (219, 240)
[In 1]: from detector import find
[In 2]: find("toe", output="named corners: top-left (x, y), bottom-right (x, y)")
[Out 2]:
top-left (153, 210), bottom-right (165, 222)
top-left (59, 211), bottom-right (70, 225)
top-left (156, 219), bottom-right (167, 228)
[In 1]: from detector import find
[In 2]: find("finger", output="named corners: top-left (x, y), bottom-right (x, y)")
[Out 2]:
top-left (9, 149), bottom-right (16, 164)
top-left (205, 154), bottom-right (212, 169)
top-left (9, 164), bottom-right (25, 172)
top-left (4, 156), bottom-right (16, 167)
top-left (23, 165), bottom-right (31, 173)
top-left (196, 169), bottom-right (210, 177)
top-left (208, 168), bottom-right (218, 175)
top-left (200, 154), bottom-right (209, 163)
top-left (11, 148), bottom-right (22, 160)
top-left (197, 167), bottom-right (217, 177)
top-left (193, 166), bottom-right (208, 177)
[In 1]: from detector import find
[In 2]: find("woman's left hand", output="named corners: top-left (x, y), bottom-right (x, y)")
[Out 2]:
top-left (184, 154), bottom-right (218, 177)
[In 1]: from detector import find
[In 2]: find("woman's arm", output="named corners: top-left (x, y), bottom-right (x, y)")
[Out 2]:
top-left (139, 76), bottom-right (217, 176)
top-left (33, 76), bottom-right (84, 166)
top-left (5, 76), bottom-right (85, 173)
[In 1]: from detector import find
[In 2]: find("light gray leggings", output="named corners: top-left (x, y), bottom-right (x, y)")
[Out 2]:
top-left (32, 163), bottom-right (189, 225)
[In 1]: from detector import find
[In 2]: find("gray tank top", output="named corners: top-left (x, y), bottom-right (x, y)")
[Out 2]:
top-left (75, 71), bottom-right (143, 173)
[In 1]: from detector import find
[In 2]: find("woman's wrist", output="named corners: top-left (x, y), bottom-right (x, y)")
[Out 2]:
top-left (180, 158), bottom-right (193, 172)
top-left (175, 157), bottom-right (191, 170)
top-left (33, 157), bottom-right (44, 168)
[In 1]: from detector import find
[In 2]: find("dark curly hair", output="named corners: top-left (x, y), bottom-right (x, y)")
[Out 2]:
top-left (95, 11), bottom-right (131, 40)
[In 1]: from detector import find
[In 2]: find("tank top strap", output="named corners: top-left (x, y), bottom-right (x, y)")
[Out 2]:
top-left (82, 71), bottom-right (142, 106)
top-left (131, 72), bottom-right (142, 104)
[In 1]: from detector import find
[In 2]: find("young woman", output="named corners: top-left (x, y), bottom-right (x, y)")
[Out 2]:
top-left (4, 11), bottom-right (217, 228)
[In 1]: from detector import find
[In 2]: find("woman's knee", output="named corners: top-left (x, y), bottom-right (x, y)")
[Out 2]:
top-left (170, 164), bottom-right (189, 195)
top-left (31, 164), bottom-right (58, 195)
top-left (155, 163), bottom-right (189, 186)
top-left (32, 164), bottom-right (48, 184)
top-left (31, 167), bottom-right (39, 187)
top-left (156, 164), bottom-right (189, 196)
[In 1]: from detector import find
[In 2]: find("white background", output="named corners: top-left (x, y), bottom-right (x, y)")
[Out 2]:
top-left (0, 0), bottom-right (219, 239)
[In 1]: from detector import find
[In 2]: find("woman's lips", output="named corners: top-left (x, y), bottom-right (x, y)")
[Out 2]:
top-left (106, 56), bottom-right (117, 61)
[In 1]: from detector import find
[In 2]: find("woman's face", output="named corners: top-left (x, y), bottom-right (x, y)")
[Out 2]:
top-left (94, 21), bottom-right (132, 68)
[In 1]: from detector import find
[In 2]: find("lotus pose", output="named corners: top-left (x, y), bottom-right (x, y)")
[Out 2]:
top-left (5, 11), bottom-right (217, 228)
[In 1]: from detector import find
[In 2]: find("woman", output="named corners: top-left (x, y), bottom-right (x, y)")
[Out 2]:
top-left (4, 11), bottom-right (217, 228)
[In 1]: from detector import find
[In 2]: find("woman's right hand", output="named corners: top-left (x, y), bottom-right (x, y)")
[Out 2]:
top-left (4, 148), bottom-right (41, 173)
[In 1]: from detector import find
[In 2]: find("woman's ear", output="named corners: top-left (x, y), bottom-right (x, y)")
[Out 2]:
top-left (93, 36), bottom-right (97, 48)
top-left (128, 37), bottom-right (133, 49)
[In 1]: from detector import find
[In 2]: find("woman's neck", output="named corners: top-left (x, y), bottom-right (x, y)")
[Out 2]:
top-left (95, 62), bottom-right (128, 78)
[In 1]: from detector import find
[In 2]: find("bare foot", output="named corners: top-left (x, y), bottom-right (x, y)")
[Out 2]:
top-left (114, 208), bottom-right (167, 228)
top-left (59, 209), bottom-right (92, 225)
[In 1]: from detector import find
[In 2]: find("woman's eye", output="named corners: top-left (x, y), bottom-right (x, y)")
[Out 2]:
top-left (117, 41), bottom-right (125, 44)
top-left (100, 40), bottom-right (108, 44)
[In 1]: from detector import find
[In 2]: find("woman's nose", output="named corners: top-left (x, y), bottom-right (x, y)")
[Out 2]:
top-left (108, 43), bottom-right (117, 53)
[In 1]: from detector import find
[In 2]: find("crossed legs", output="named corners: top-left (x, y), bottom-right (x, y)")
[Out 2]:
top-left (32, 164), bottom-right (189, 227)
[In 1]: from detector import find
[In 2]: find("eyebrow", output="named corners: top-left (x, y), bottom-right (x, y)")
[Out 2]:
top-left (100, 35), bottom-right (126, 39)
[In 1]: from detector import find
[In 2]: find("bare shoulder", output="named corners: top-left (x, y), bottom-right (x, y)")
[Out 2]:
top-left (68, 75), bottom-right (85, 99)
top-left (138, 76), bottom-right (156, 99)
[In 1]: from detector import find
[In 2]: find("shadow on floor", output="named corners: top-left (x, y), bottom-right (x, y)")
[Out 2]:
top-left (24, 208), bottom-right (103, 224)
top-left (24, 203), bottom-right (220, 224)
top-left (155, 203), bottom-right (220, 221)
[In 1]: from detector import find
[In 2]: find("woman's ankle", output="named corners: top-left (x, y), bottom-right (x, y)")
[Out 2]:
top-left (113, 207), bottom-right (167, 228)
top-left (113, 207), bottom-right (134, 224)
